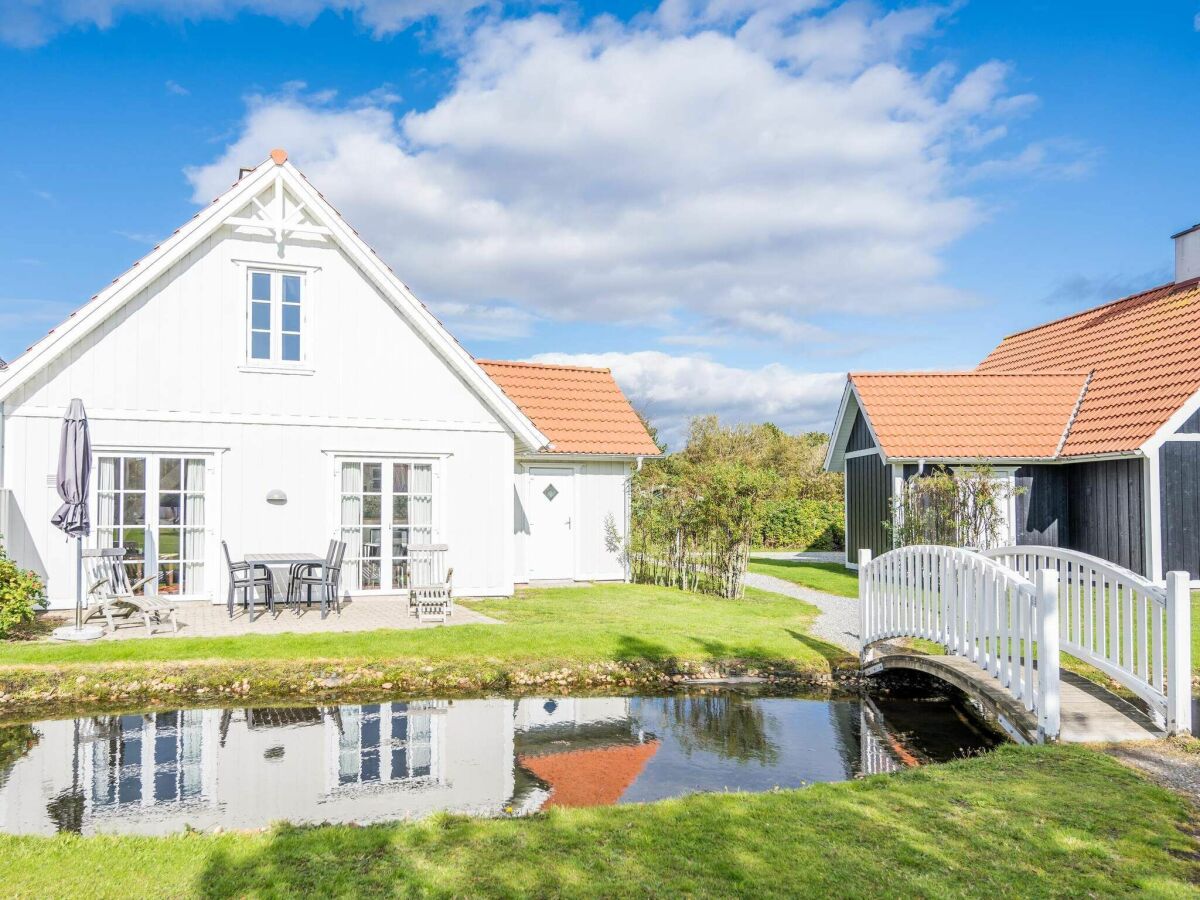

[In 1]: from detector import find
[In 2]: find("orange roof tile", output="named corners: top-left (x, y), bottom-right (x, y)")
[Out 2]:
top-left (977, 278), bottom-right (1200, 456)
top-left (518, 741), bottom-right (660, 808)
top-left (851, 372), bottom-right (1091, 459)
top-left (478, 360), bottom-right (661, 456)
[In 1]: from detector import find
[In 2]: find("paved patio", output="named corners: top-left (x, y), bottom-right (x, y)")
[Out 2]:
top-left (45, 596), bottom-right (501, 642)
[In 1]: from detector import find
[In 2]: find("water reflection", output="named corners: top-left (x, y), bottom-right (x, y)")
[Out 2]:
top-left (0, 690), bottom-right (1001, 835)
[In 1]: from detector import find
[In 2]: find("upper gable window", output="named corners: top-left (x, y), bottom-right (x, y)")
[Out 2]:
top-left (247, 269), bottom-right (305, 367)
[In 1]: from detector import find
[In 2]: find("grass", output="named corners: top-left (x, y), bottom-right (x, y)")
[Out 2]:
top-left (1193, 593), bottom-right (1200, 676)
top-left (0, 584), bottom-right (852, 716)
top-left (1, 745), bottom-right (1195, 898)
top-left (748, 558), bottom-right (859, 598)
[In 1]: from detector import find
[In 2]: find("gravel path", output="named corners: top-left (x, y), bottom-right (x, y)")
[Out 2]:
top-left (1104, 738), bottom-right (1200, 809)
top-left (744, 571), bottom-right (860, 653)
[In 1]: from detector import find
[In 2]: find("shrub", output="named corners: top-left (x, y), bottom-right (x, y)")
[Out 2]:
top-left (0, 541), bottom-right (46, 638)
top-left (758, 499), bottom-right (845, 551)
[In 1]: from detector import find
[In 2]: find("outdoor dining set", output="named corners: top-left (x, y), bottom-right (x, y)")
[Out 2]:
top-left (74, 541), bottom-right (454, 636)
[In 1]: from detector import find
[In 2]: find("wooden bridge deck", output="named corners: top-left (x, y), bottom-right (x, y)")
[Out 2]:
top-left (863, 653), bottom-right (1164, 744)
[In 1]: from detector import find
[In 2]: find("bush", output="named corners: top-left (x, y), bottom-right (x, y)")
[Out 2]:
top-left (758, 499), bottom-right (845, 551)
top-left (0, 542), bottom-right (46, 638)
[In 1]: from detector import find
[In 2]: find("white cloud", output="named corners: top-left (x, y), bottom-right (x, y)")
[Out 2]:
top-left (165, 80), bottom-right (190, 96)
top-left (0, 0), bottom-right (489, 48)
top-left (186, 2), bottom-right (1068, 345)
top-left (528, 350), bottom-right (844, 449)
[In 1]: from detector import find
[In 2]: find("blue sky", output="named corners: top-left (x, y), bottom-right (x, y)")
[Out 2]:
top-left (3, 1), bottom-right (1199, 446)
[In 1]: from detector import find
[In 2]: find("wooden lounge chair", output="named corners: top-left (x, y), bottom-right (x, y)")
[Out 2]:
top-left (82, 548), bottom-right (179, 634)
top-left (406, 544), bottom-right (454, 623)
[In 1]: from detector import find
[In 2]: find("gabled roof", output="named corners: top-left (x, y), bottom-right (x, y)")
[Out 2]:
top-left (848, 372), bottom-right (1091, 460)
top-left (0, 150), bottom-right (550, 453)
top-left (478, 360), bottom-right (661, 456)
top-left (978, 278), bottom-right (1200, 456)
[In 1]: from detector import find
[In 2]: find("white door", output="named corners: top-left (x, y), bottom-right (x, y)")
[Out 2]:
top-left (527, 467), bottom-right (575, 580)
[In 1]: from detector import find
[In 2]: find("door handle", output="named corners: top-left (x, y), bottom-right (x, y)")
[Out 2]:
top-left (566, 518), bottom-right (572, 528)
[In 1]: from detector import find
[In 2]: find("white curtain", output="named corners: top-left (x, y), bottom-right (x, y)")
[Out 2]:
top-left (411, 464), bottom-right (433, 543)
top-left (96, 457), bottom-right (117, 548)
top-left (340, 463), bottom-right (363, 590)
top-left (183, 459), bottom-right (206, 593)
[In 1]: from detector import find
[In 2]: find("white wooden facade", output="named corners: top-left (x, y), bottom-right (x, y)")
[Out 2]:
top-left (0, 154), bottom-right (637, 607)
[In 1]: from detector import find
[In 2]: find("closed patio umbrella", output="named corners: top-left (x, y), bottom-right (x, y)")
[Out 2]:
top-left (50, 398), bottom-right (101, 641)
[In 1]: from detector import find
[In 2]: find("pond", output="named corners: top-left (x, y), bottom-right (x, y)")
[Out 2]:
top-left (0, 686), bottom-right (1003, 836)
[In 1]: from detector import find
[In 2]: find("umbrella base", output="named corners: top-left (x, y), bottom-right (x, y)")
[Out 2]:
top-left (52, 625), bottom-right (103, 642)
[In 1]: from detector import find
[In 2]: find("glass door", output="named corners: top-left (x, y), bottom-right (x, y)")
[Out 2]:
top-left (96, 454), bottom-right (208, 596)
top-left (339, 460), bottom-right (434, 593)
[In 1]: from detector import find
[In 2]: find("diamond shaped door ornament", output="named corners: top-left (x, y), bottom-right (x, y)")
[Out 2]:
top-left (543, 483), bottom-right (559, 502)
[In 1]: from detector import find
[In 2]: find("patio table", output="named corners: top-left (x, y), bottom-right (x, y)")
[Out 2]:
top-left (246, 553), bottom-right (323, 613)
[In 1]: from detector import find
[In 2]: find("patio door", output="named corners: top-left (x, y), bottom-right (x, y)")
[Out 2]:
top-left (338, 460), bottom-right (434, 593)
top-left (95, 454), bottom-right (209, 597)
top-left (527, 467), bottom-right (575, 580)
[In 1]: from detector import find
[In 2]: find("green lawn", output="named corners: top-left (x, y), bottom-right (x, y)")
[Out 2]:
top-left (1, 745), bottom-right (1194, 898)
top-left (0, 584), bottom-right (851, 714)
top-left (749, 558), bottom-right (859, 598)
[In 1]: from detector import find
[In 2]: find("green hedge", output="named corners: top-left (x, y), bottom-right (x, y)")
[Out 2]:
top-left (757, 499), bottom-right (844, 551)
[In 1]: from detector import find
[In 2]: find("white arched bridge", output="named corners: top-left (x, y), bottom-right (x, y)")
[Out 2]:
top-left (858, 545), bottom-right (1192, 743)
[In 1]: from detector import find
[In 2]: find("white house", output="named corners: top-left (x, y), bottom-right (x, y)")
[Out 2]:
top-left (0, 149), bottom-right (660, 609)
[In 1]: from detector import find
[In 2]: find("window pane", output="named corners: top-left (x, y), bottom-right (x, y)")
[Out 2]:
top-left (363, 494), bottom-right (381, 525)
top-left (251, 331), bottom-right (271, 360)
top-left (281, 334), bottom-right (301, 362)
top-left (282, 275), bottom-right (301, 302)
top-left (412, 464), bottom-right (433, 494)
top-left (159, 527), bottom-right (181, 559)
top-left (123, 493), bottom-right (145, 526)
top-left (159, 563), bottom-right (182, 596)
top-left (393, 464), bottom-right (409, 494)
top-left (160, 458), bottom-right (181, 491)
top-left (364, 464), bottom-right (382, 493)
top-left (282, 305), bottom-right (300, 332)
top-left (362, 528), bottom-right (382, 558)
top-left (393, 496), bottom-right (409, 524)
top-left (251, 272), bottom-right (271, 301)
top-left (392, 528), bottom-right (409, 559)
top-left (158, 493), bottom-right (181, 526)
top-left (124, 458), bottom-right (146, 491)
top-left (252, 302), bottom-right (271, 330)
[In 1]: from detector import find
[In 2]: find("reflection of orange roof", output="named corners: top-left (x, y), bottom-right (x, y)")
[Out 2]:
top-left (478, 360), bottom-right (661, 456)
top-left (518, 741), bottom-right (660, 808)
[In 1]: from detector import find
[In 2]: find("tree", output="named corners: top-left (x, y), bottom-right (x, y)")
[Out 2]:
top-left (890, 465), bottom-right (1020, 550)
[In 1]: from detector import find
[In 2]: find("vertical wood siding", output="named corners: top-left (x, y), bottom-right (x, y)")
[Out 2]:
top-left (1175, 408), bottom-right (1200, 434)
top-left (846, 451), bottom-right (892, 558)
top-left (847, 411), bottom-right (875, 452)
top-left (1066, 458), bottom-right (1145, 575)
top-left (1015, 465), bottom-right (1070, 548)
top-left (1160, 442), bottom-right (1200, 576)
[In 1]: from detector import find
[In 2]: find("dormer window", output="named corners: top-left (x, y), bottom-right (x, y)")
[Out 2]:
top-left (247, 268), bottom-right (305, 366)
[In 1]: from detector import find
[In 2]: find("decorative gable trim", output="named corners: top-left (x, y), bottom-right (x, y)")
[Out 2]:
top-left (0, 152), bottom-right (550, 453)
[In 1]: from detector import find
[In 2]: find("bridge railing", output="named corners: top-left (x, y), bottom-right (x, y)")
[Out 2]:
top-left (859, 544), bottom-right (1061, 741)
top-left (981, 546), bottom-right (1191, 733)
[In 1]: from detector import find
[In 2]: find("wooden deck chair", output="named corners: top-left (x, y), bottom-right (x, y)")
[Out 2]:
top-left (82, 548), bottom-right (179, 634)
top-left (406, 544), bottom-right (454, 623)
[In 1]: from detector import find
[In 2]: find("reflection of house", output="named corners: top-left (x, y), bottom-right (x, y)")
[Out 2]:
top-left (513, 697), bottom-right (658, 808)
top-left (0, 700), bottom-right (514, 835)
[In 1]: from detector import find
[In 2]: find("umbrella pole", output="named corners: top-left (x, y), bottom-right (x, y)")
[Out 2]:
top-left (75, 536), bottom-right (82, 631)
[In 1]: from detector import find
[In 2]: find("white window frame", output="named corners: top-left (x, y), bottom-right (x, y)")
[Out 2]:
top-left (236, 260), bottom-right (318, 374)
top-left (92, 447), bottom-right (220, 601)
top-left (330, 453), bottom-right (446, 595)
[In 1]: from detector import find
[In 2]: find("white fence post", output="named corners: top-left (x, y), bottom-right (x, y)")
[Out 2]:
top-left (1166, 571), bottom-right (1192, 735)
top-left (1036, 569), bottom-right (1061, 741)
top-left (859, 549), bottom-right (872, 664)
